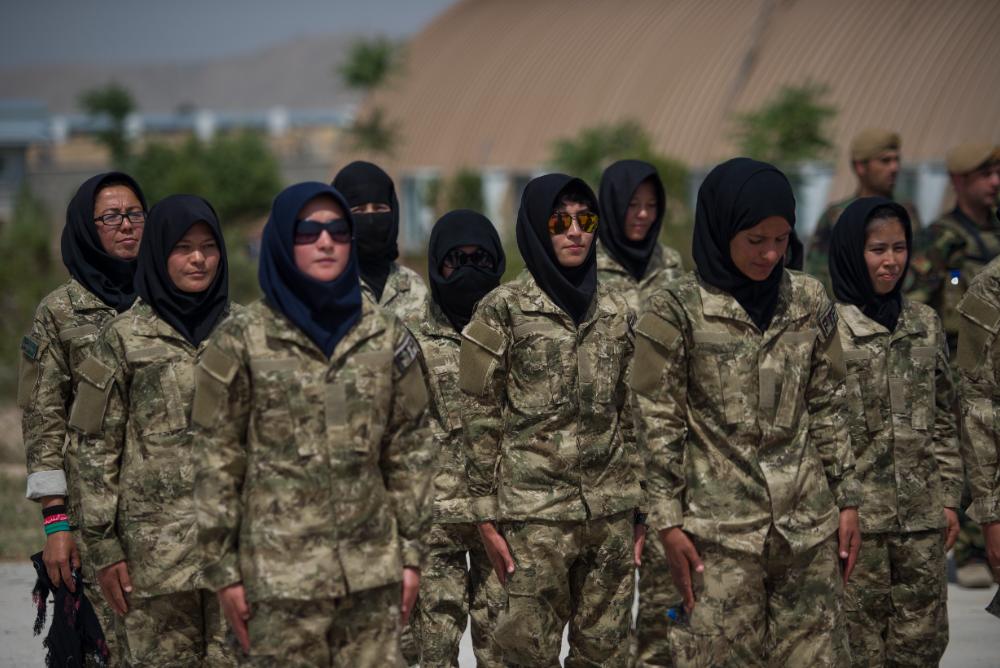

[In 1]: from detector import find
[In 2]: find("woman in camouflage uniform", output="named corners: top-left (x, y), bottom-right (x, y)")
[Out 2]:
top-left (191, 182), bottom-right (434, 667)
top-left (72, 195), bottom-right (236, 666)
top-left (828, 198), bottom-right (961, 666)
top-left (630, 158), bottom-right (861, 667)
top-left (20, 171), bottom-right (147, 665)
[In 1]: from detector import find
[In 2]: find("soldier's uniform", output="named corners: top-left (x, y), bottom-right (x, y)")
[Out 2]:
top-left (835, 300), bottom-right (960, 666)
top-left (409, 300), bottom-right (503, 668)
top-left (460, 272), bottom-right (641, 667)
top-left (192, 298), bottom-right (435, 667)
top-left (362, 263), bottom-right (428, 331)
top-left (630, 271), bottom-right (859, 667)
top-left (596, 241), bottom-right (683, 312)
top-left (19, 278), bottom-right (122, 661)
top-left (69, 299), bottom-right (238, 666)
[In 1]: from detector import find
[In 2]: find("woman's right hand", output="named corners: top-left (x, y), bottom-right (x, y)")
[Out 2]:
top-left (659, 527), bottom-right (704, 614)
top-left (478, 522), bottom-right (516, 585)
top-left (218, 583), bottom-right (251, 654)
top-left (97, 561), bottom-right (132, 616)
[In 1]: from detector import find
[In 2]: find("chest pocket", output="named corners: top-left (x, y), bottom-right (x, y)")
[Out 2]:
top-left (62, 324), bottom-right (101, 372)
top-left (341, 350), bottom-right (393, 455)
top-left (844, 349), bottom-right (883, 435)
top-left (769, 329), bottom-right (816, 429)
top-left (250, 357), bottom-right (321, 459)
top-left (427, 354), bottom-right (461, 432)
top-left (587, 320), bottom-right (628, 405)
top-left (907, 345), bottom-right (937, 431)
top-left (691, 330), bottom-right (745, 426)
top-left (509, 321), bottom-right (563, 409)
top-left (127, 346), bottom-right (189, 437)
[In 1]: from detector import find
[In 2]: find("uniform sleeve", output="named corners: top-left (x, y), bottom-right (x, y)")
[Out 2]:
top-left (21, 304), bottom-right (71, 499)
top-left (956, 291), bottom-right (1000, 524)
top-left (807, 301), bottom-right (862, 509)
top-left (382, 322), bottom-right (435, 570)
top-left (931, 315), bottom-right (963, 508)
top-left (73, 327), bottom-right (129, 570)
top-left (906, 223), bottom-right (963, 306)
top-left (628, 295), bottom-right (688, 532)
top-left (618, 311), bottom-right (645, 515)
top-left (458, 298), bottom-right (510, 523)
top-left (191, 326), bottom-right (251, 591)
top-left (803, 208), bottom-right (834, 295)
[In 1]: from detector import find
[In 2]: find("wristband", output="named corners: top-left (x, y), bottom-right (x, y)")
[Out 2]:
top-left (42, 504), bottom-right (67, 519)
top-left (42, 505), bottom-right (71, 535)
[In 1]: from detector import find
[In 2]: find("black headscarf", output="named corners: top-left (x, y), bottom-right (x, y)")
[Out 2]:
top-left (332, 161), bottom-right (399, 300)
top-left (428, 209), bottom-right (506, 332)
top-left (61, 172), bottom-right (147, 312)
top-left (692, 158), bottom-right (796, 332)
top-left (31, 551), bottom-right (109, 667)
top-left (259, 182), bottom-right (362, 357)
top-left (829, 197), bottom-right (912, 332)
top-left (516, 174), bottom-right (598, 325)
top-left (598, 159), bottom-right (665, 280)
top-left (134, 195), bottom-right (229, 346)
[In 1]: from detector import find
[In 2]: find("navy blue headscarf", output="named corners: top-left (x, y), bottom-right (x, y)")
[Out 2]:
top-left (258, 182), bottom-right (362, 357)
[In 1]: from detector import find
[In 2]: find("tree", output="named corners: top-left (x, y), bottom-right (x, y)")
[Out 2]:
top-left (338, 37), bottom-right (405, 156)
top-left (733, 83), bottom-right (837, 165)
top-left (79, 83), bottom-right (136, 166)
top-left (347, 108), bottom-right (399, 156)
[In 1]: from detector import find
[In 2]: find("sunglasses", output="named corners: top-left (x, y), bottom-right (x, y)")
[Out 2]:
top-left (293, 219), bottom-right (351, 245)
top-left (548, 211), bottom-right (599, 236)
top-left (442, 248), bottom-right (496, 270)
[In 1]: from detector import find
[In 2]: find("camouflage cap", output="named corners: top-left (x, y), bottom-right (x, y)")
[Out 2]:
top-left (850, 128), bottom-right (901, 162)
top-left (946, 142), bottom-right (1000, 174)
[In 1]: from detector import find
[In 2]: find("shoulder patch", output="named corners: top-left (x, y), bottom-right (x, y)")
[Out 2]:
top-left (462, 320), bottom-right (507, 356)
top-left (958, 293), bottom-right (1000, 333)
top-left (394, 332), bottom-right (421, 374)
top-left (817, 303), bottom-right (838, 339)
top-left (21, 336), bottom-right (40, 361)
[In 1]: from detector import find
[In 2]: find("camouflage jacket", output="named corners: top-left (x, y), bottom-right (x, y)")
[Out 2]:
top-left (68, 300), bottom-right (237, 596)
top-left (909, 207), bottom-right (1000, 346)
top-left (20, 279), bottom-right (119, 521)
top-left (459, 270), bottom-right (642, 523)
top-left (835, 300), bottom-right (961, 534)
top-left (191, 298), bottom-right (434, 602)
top-left (363, 262), bottom-right (429, 331)
top-left (595, 241), bottom-right (684, 313)
top-left (955, 256), bottom-right (1000, 524)
top-left (413, 300), bottom-right (480, 524)
top-left (630, 270), bottom-right (861, 556)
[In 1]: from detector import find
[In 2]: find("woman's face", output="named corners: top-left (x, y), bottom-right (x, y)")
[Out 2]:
top-left (293, 196), bottom-right (351, 282)
top-left (624, 179), bottom-right (658, 242)
top-left (94, 185), bottom-right (144, 260)
top-left (729, 216), bottom-right (791, 281)
top-left (350, 202), bottom-right (392, 215)
top-left (550, 200), bottom-right (596, 268)
top-left (167, 222), bottom-right (220, 293)
top-left (864, 217), bottom-right (908, 295)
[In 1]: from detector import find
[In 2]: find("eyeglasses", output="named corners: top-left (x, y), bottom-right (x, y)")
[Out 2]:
top-left (93, 210), bottom-right (146, 228)
top-left (547, 211), bottom-right (598, 236)
top-left (442, 248), bottom-right (496, 270)
top-left (293, 219), bottom-right (352, 245)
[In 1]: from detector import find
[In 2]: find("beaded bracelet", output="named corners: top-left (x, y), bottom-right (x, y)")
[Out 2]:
top-left (42, 504), bottom-right (70, 535)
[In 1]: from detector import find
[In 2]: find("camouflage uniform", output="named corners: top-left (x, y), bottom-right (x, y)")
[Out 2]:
top-left (18, 278), bottom-right (122, 664)
top-left (362, 262), bottom-right (429, 331)
top-left (409, 300), bottom-right (503, 667)
top-left (835, 300), bottom-right (960, 666)
top-left (459, 271), bottom-right (642, 667)
top-left (630, 270), bottom-right (860, 667)
top-left (69, 299), bottom-right (237, 667)
top-left (596, 241), bottom-right (684, 312)
top-left (191, 298), bottom-right (435, 667)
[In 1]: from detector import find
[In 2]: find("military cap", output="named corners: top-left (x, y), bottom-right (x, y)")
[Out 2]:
top-left (946, 142), bottom-right (1000, 174)
top-left (850, 128), bottom-right (901, 162)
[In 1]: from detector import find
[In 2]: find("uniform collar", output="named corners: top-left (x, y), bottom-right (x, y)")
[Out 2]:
top-left (697, 271), bottom-right (810, 334)
top-left (66, 278), bottom-right (117, 313)
top-left (838, 299), bottom-right (927, 340)
top-left (596, 241), bottom-right (666, 281)
top-left (264, 297), bottom-right (386, 363)
top-left (420, 300), bottom-right (462, 341)
top-left (514, 269), bottom-right (607, 329)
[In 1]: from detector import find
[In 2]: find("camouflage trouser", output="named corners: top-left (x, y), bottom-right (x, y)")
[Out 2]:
top-left (845, 529), bottom-right (948, 666)
top-left (667, 531), bottom-right (849, 668)
top-left (75, 527), bottom-right (122, 668)
top-left (410, 522), bottom-right (504, 667)
top-left (635, 536), bottom-right (680, 667)
top-left (120, 589), bottom-right (235, 667)
top-left (496, 511), bottom-right (635, 667)
top-left (246, 583), bottom-right (405, 668)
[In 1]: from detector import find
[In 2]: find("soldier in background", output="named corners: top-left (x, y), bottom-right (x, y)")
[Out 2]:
top-left (409, 209), bottom-right (506, 668)
top-left (72, 195), bottom-right (237, 666)
top-left (805, 128), bottom-right (921, 293)
top-left (20, 172), bottom-right (148, 666)
top-left (460, 174), bottom-right (642, 666)
top-left (332, 161), bottom-right (428, 330)
top-left (192, 182), bottom-right (434, 667)
top-left (828, 198), bottom-right (960, 666)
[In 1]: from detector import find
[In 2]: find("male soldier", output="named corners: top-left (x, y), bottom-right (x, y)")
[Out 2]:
top-left (461, 174), bottom-right (642, 666)
top-left (805, 128), bottom-right (921, 292)
top-left (20, 172), bottom-right (147, 666)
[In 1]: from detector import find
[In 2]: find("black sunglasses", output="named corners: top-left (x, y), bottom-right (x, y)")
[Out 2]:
top-left (442, 248), bottom-right (496, 270)
top-left (293, 219), bottom-right (351, 245)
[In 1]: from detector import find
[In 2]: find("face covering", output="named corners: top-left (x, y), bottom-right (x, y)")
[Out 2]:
top-left (428, 209), bottom-right (506, 332)
top-left (692, 157), bottom-right (797, 331)
top-left (598, 159), bottom-right (666, 280)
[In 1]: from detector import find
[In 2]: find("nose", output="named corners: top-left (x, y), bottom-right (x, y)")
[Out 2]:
top-left (566, 219), bottom-right (583, 237)
top-left (316, 230), bottom-right (336, 249)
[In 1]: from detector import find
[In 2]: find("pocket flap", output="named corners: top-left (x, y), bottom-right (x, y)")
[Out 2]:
top-left (76, 356), bottom-right (114, 390)
top-left (463, 320), bottom-right (507, 357)
top-left (201, 345), bottom-right (240, 384)
top-left (635, 313), bottom-right (680, 350)
top-left (59, 324), bottom-right (98, 342)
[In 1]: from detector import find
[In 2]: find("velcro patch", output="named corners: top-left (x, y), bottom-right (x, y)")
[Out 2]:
top-left (200, 345), bottom-right (239, 385)
top-left (76, 356), bottom-right (114, 390)
top-left (463, 320), bottom-right (507, 356)
top-left (959, 293), bottom-right (1000, 332)
top-left (58, 324), bottom-right (98, 342)
top-left (394, 333), bottom-right (421, 374)
top-left (635, 313), bottom-right (680, 351)
top-left (20, 336), bottom-right (40, 361)
top-left (399, 363), bottom-right (429, 419)
top-left (818, 303), bottom-right (838, 339)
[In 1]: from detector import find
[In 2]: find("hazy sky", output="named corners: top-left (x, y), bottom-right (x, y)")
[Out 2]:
top-left (0, 0), bottom-right (456, 66)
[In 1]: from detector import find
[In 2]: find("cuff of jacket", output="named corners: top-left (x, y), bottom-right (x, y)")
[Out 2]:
top-left (648, 498), bottom-right (684, 532)
top-left (25, 470), bottom-right (68, 500)
top-left (204, 554), bottom-right (243, 592)
top-left (90, 538), bottom-right (126, 572)
top-left (400, 539), bottom-right (426, 572)
top-left (469, 495), bottom-right (498, 523)
top-left (967, 492), bottom-right (1000, 525)
top-left (832, 476), bottom-right (863, 510)
top-left (942, 484), bottom-right (964, 511)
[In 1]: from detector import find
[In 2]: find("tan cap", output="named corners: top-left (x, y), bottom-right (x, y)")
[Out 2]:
top-left (850, 128), bottom-right (901, 162)
top-left (946, 142), bottom-right (1000, 174)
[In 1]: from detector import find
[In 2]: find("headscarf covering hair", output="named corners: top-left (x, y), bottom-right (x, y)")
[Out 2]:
top-left (829, 197), bottom-right (911, 332)
top-left (134, 194), bottom-right (229, 346)
top-left (332, 161), bottom-right (399, 300)
top-left (428, 209), bottom-right (505, 332)
top-left (692, 157), bottom-right (796, 332)
top-left (61, 171), bottom-right (147, 312)
top-left (258, 181), bottom-right (362, 357)
top-left (598, 159), bottom-right (665, 280)
top-left (516, 174), bottom-right (598, 325)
